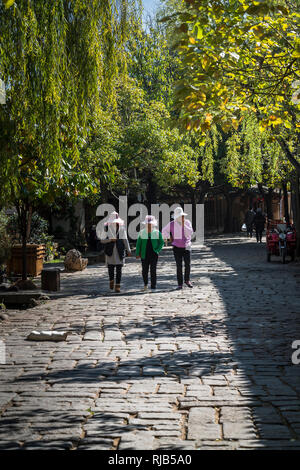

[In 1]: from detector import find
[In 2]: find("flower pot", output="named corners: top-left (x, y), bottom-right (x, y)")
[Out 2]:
top-left (7, 244), bottom-right (46, 277)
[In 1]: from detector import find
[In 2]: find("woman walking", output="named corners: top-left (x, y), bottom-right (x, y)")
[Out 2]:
top-left (100, 212), bottom-right (131, 293)
top-left (244, 207), bottom-right (255, 238)
top-left (136, 215), bottom-right (164, 291)
top-left (162, 207), bottom-right (194, 290)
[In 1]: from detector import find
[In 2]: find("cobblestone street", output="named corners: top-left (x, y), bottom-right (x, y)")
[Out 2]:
top-left (1, 234), bottom-right (300, 450)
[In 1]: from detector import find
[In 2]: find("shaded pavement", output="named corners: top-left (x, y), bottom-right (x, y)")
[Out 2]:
top-left (0, 234), bottom-right (300, 450)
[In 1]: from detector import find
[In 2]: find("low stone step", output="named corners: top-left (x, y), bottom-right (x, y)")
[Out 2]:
top-left (0, 290), bottom-right (43, 305)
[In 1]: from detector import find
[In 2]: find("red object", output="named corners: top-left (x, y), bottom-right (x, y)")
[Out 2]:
top-left (266, 220), bottom-right (296, 262)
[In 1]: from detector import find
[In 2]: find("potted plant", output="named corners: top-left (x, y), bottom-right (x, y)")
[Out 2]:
top-left (6, 213), bottom-right (50, 277)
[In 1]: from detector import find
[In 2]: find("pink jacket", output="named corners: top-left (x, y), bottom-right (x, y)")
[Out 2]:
top-left (162, 220), bottom-right (193, 249)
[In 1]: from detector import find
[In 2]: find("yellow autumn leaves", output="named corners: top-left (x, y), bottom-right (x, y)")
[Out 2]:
top-left (2, 0), bottom-right (14, 8)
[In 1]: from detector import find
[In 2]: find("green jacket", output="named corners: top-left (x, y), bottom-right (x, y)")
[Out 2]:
top-left (136, 229), bottom-right (164, 259)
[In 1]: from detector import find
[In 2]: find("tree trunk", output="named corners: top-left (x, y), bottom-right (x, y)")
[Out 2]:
top-left (265, 188), bottom-right (273, 220)
top-left (26, 205), bottom-right (33, 241)
top-left (21, 228), bottom-right (27, 281)
top-left (277, 137), bottom-right (300, 176)
top-left (282, 182), bottom-right (290, 225)
top-left (258, 184), bottom-right (273, 219)
top-left (223, 192), bottom-right (233, 233)
top-left (197, 189), bottom-right (206, 204)
top-left (257, 183), bottom-right (265, 209)
top-left (16, 201), bottom-right (32, 281)
top-left (146, 173), bottom-right (157, 213)
top-left (190, 191), bottom-right (196, 232)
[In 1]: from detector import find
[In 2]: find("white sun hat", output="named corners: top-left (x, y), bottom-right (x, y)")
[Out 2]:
top-left (104, 211), bottom-right (124, 226)
top-left (142, 215), bottom-right (158, 226)
top-left (172, 207), bottom-right (188, 220)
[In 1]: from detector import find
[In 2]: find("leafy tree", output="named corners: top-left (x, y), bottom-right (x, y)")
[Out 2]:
top-left (222, 113), bottom-right (293, 219)
top-left (114, 16), bottom-right (200, 208)
top-left (162, 0), bottom-right (300, 248)
top-left (118, 99), bottom-right (200, 208)
top-left (164, 0), bottom-right (299, 168)
top-left (0, 209), bottom-right (12, 271)
top-left (127, 16), bottom-right (181, 107)
top-left (2, 0), bottom-right (15, 8)
top-left (116, 77), bottom-right (147, 126)
top-left (0, 0), bottom-right (136, 279)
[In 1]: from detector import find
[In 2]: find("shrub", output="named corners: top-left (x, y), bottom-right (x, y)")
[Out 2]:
top-left (7, 212), bottom-right (59, 261)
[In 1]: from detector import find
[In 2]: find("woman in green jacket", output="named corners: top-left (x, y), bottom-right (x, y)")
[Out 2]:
top-left (136, 215), bottom-right (164, 291)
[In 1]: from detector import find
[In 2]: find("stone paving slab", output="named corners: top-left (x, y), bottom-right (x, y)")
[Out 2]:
top-left (0, 235), bottom-right (300, 449)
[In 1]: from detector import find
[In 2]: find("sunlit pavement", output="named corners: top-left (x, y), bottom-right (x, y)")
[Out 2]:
top-left (0, 234), bottom-right (300, 450)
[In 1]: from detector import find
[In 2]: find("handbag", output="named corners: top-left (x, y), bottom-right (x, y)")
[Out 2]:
top-left (116, 239), bottom-right (125, 260)
top-left (241, 223), bottom-right (247, 232)
top-left (104, 239), bottom-right (125, 259)
top-left (104, 242), bottom-right (114, 256)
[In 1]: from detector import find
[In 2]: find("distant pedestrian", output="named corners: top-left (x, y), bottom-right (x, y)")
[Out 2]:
top-left (244, 208), bottom-right (255, 238)
top-left (136, 215), bottom-right (164, 292)
top-left (253, 208), bottom-right (266, 243)
top-left (100, 212), bottom-right (131, 293)
top-left (88, 225), bottom-right (98, 251)
top-left (162, 207), bottom-right (194, 290)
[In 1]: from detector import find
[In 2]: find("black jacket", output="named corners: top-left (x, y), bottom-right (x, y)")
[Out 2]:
top-left (245, 210), bottom-right (255, 225)
top-left (253, 213), bottom-right (266, 230)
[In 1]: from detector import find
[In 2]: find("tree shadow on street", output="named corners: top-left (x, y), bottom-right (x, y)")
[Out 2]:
top-left (6, 236), bottom-right (300, 449)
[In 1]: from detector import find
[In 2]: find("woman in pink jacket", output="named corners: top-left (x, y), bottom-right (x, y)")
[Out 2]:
top-left (162, 207), bottom-right (194, 290)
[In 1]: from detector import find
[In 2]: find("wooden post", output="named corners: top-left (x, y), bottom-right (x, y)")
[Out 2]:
top-left (41, 269), bottom-right (60, 292)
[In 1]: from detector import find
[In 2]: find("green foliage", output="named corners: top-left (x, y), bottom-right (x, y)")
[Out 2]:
top-left (221, 113), bottom-right (290, 189)
top-left (2, 0), bottom-right (15, 9)
top-left (80, 111), bottom-right (121, 188)
top-left (127, 17), bottom-right (181, 107)
top-left (118, 97), bottom-right (200, 193)
top-left (196, 125), bottom-right (220, 184)
top-left (0, 1), bottom-right (138, 207)
top-left (0, 1), bottom-right (203, 214)
top-left (117, 78), bottom-right (146, 126)
top-left (7, 212), bottom-right (59, 260)
top-left (109, 8), bottom-right (203, 196)
top-left (0, 210), bottom-right (12, 267)
top-left (157, 0), bottom-right (300, 199)
top-left (167, 0), bottom-right (299, 140)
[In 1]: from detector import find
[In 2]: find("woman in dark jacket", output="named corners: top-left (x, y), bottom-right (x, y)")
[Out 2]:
top-left (100, 212), bottom-right (131, 293)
